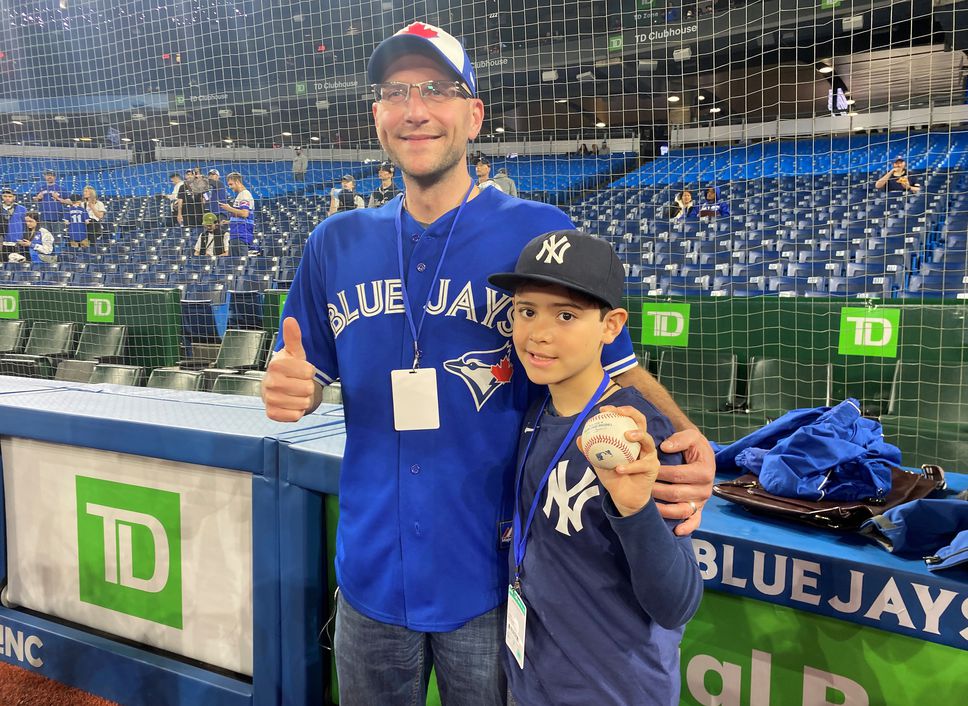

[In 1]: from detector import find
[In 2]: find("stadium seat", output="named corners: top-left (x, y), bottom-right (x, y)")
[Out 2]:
top-left (0, 319), bottom-right (26, 354)
top-left (0, 321), bottom-right (78, 379)
top-left (73, 323), bottom-right (127, 364)
top-left (212, 374), bottom-right (264, 397)
top-left (657, 349), bottom-right (738, 412)
top-left (744, 358), bottom-right (831, 421)
top-left (54, 359), bottom-right (95, 383)
top-left (830, 359), bottom-right (900, 418)
top-left (91, 364), bottom-right (146, 387)
top-left (147, 368), bottom-right (204, 391)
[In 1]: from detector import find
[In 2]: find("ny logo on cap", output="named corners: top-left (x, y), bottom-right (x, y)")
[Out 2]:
top-left (536, 234), bottom-right (571, 265)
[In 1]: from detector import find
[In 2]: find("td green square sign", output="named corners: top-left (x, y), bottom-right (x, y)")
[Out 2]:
top-left (608, 35), bottom-right (624, 52)
top-left (76, 476), bottom-right (183, 629)
top-left (838, 308), bottom-right (900, 358)
top-left (0, 289), bottom-right (19, 319)
top-left (87, 292), bottom-right (115, 322)
top-left (641, 302), bottom-right (691, 346)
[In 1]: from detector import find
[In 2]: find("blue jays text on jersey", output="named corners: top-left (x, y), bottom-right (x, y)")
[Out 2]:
top-left (280, 187), bottom-right (638, 631)
top-left (327, 277), bottom-right (516, 340)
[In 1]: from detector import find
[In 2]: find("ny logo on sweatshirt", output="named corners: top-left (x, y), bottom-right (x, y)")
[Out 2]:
top-left (543, 461), bottom-right (600, 536)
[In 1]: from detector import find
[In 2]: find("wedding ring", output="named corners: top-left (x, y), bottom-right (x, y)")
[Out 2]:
top-left (688, 501), bottom-right (698, 517)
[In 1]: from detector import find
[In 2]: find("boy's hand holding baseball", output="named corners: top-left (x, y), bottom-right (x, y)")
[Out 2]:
top-left (578, 404), bottom-right (660, 517)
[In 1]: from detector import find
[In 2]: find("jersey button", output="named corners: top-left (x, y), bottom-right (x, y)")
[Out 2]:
top-left (414, 522), bottom-right (422, 536)
top-left (416, 262), bottom-right (427, 272)
top-left (411, 233), bottom-right (420, 242)
top-left (410, 464), bottom-right (421, 475)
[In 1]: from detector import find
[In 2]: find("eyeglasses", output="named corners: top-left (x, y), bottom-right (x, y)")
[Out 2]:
top-left (372, 80), bottom-right (470, 104)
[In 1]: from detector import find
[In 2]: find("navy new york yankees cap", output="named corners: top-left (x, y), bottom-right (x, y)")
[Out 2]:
top-left (488, 230), bottom-right (625, 310)
top-left (367, 21), bottom-right (478, 97)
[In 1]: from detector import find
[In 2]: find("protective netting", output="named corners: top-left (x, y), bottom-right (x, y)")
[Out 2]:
top-left (0, 1), bottom-right (964, 465)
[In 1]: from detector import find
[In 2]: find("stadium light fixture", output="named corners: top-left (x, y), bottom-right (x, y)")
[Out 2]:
top-left (595, 121), bottom-right (606, 128)
top-left (53, 115), bottom-right (68, 123)
top-left (11, 120), bottom-right (22, 125)
top-left (310, 136), bottom-right (320, 142)
top-left (541, 70), bottom-right (559, 82)
top-left (282, 131), bottom-right (293, 136)
top-left (73, 137), bottom-right (80, 142)
top-left (495, 127), bottom-right (505, 133)
top-left (555, 99), bottom-right (568, 104)
top-left (709, 107), bottom-right (722, 113)
top-left (697, 94), bottom-right (706, 102)
top-left (79, 137), bottom-right (92, 142)
top-left (818, 64), bottom-right (834, 74)
top-left (150, 138), bottom-right (160, 143)
top-left (576, 71), bottom-right (595, 82)
top-left (667, 95), bottom-right (680, 103)
top-left (169, 120), bottom-right (179, 126)
top-left (121, 137), bottom-right (131, 143)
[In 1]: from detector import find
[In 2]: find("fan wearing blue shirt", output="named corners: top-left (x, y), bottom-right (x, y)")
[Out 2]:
top-left (489, 231), bottom-right (703, 706)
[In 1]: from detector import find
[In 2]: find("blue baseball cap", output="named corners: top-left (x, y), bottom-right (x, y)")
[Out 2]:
top-left (367, 21), bottom-right (477, 97)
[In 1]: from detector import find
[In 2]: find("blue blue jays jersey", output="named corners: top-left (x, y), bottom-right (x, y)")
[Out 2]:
top-left (281, 188), bottom-right (637, 631)
top-left (507, 387), bottom-right (702, 705)
top-left (66, 204), bottom-right (88, 241)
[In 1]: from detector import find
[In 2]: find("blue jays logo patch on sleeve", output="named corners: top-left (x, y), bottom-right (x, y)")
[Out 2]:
top-left (443, 341), bottom-right (513, 411)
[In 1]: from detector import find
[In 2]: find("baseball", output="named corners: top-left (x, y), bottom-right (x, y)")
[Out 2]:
top-left (581, 412), bottom-right (641, 470)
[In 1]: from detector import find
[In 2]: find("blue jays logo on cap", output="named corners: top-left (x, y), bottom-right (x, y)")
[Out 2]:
top-left (368, 21), bottom-right (477, 97)
top-left (443, 342), bottom-right (513, 411)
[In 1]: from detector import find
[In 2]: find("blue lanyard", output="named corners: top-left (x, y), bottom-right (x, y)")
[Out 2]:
top-left (511, 373), bottom-right (610, 587)
top-left (395, 181), bottom-right (475, 368)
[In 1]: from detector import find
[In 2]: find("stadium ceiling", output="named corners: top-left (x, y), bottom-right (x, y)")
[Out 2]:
top-left (0, 0), bottom-right (963, 148)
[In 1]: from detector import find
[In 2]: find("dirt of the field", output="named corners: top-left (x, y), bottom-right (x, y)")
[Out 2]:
top-left (0, 661), bottom-right (120, 706)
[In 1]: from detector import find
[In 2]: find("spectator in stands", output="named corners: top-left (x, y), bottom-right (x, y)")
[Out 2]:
top-left (492, 167), bottom-right (518, 197)
top-left (577, 143), bottom-right (590, 156)
top-left (181, 169), bottom-right (206, 228)
top-left (219, 171), bottom-right (255, 257)
top-left (162, 172), bottom-right (185, 227)
top-left (0, 188), bottom-right (27, 253)
top-left (194, 212), bottom-right (227, 257)
top-left (206, 169), bottom-right (229, 220)
top-left (368, 162), bottom-right (402, 207)
top-left (33, 170), bottom-right (64, 233)
top-left (18, 211), bottom-right (56, 264)
top-left (82, 186), bottom-right (107, 244)
top-left (263, 21), bottom-right (715, 706)
top-left (292, 147), bottom-right (309, 184)
top-left (59, 194), bottom-right (89, 247)
top-left (328, 174), bottom-right (365, 215)
top-left (875, 157), bottom-right (921, 194)
top-left (670, 187), bottom-right (695, 220)
top-left (474, 156), bottom-right (503, 191)
top-left (599, 139), bottom-right (611, 156)
top-left (698, 185), bottom-right (729, 219)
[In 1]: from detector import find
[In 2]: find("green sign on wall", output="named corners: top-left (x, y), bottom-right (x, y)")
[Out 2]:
top-left (681, 591), bottom-right (966, 705)
top-left (608, 35), bottom-right (624, 52)
top-left (641, 302), bottom-right (691, 346)
top-left (87, 292), bottom-right (116, 323)
top-left (838, 307), bottom-right (900, 358)
top-left (0, 289), bottom-right (19, 319)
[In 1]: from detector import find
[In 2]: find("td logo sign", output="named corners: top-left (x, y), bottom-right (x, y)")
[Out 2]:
top-left (0, 289), bottom-right (19, 319)
top-left (86, 292), bottom-right (115, 323)
top-left (76, 477), bottom-right (182, 629)
top-left (641, 303), bottom-right (690, 346)
top-left (838, 308), bottom-right (900, 358)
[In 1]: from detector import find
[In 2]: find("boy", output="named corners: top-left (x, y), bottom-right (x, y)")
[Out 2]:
top-left (61, 194), bottom-right (89, 247)
top-left (488, 230), bottom-right (703, 705)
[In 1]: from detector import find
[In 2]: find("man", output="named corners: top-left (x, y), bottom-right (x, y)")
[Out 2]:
top-left (292, 147), bottom-right (309, 183)
top-left (262, 22), bottom-right (713, 706)
top-left (875, 156), bottom-right (921, 193)
top-left (206, 169), bottom-right (229, 220)
top-left (492, 167), bottom-right (517, 197)
top-left (0, 188), bottom-right (27, 251)
top-left (180, 169), bottom-right (206, 228)
top-left (328, 174), bottom-right (366, 215)
top-left (368, 161), bottom-right (402, 207)
top-left (162, 173), bottom-right (185, 227)
top-left (33, 170), bottom-right (64, 233)
top-left (218, 172), bottom-right (255, 257)
top-left (475, 155), bottom-right (503, 191)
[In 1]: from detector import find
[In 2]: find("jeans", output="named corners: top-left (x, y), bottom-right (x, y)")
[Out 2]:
top-left (334, 590), bottom-right (507, 706)
top-left (228, 238), bottom-right (249, 258)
